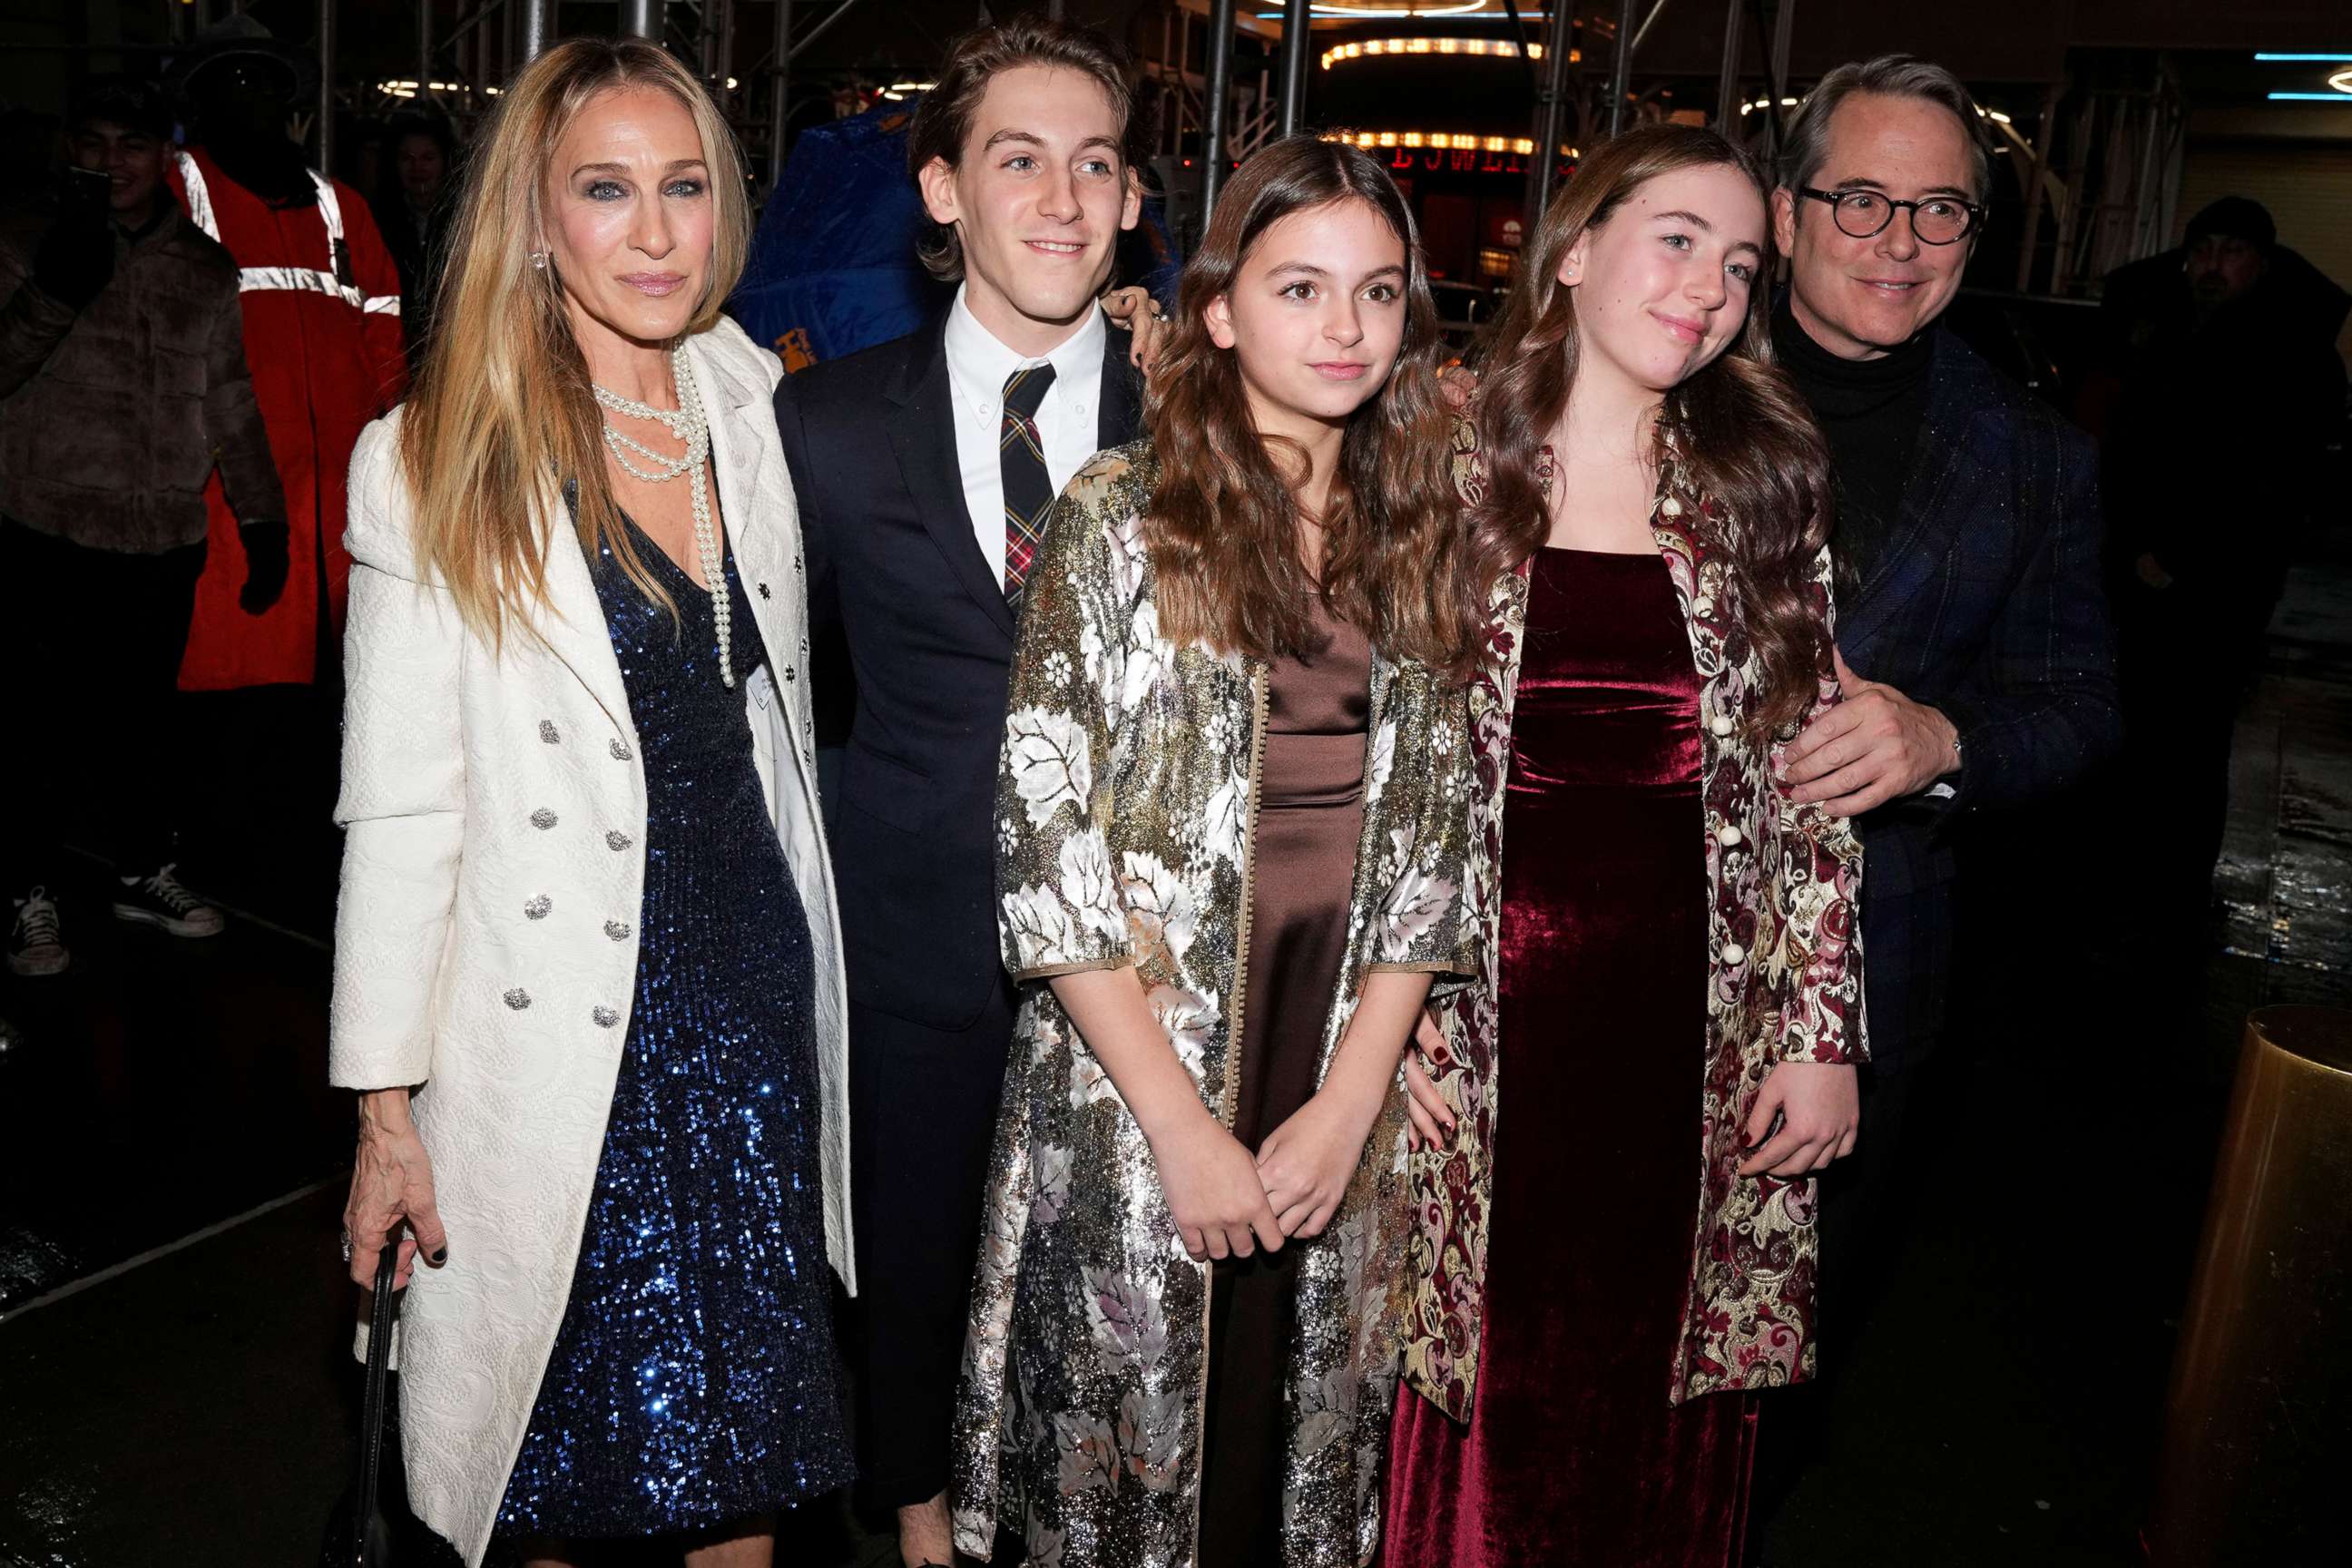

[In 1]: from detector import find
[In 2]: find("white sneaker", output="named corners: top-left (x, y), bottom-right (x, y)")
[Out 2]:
top-left (8, 887), bottom-right (71, 976)
top-left (111, 863), bottom-right (226, 938)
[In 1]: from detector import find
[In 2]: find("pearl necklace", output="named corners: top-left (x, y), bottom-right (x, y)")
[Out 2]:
top-left (593, 348), bottom-right (733, 688)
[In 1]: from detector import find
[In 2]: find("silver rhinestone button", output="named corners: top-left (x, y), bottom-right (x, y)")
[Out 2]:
top-left (604, 919), bottom-right (632, 941)
top-left (538, 719), bottom-right (561, 744)
top-left (609, 739), bottom-right (632, 761)
top-left (524, 895), bottom-right (552, 920)
top-left (605, 830), bottom-right (632, 852)
top-left (531, 808), bottom-right (558, 830)
top-left (592, 1005), bottom-right (621, 1028)
top-left (503, 987), bottom-right (532, 1010)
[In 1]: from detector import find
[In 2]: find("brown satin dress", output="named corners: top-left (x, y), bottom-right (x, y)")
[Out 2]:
top-left (1198, 598), bottom-right (1375, 1567)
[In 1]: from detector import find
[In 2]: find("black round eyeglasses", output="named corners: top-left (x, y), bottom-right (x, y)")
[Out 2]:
top-left (1799, 186), bottom-right (1984, 246)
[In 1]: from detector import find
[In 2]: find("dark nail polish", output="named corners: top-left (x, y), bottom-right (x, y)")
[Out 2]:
top-left (427, 1247), bottom-right (448, 1266)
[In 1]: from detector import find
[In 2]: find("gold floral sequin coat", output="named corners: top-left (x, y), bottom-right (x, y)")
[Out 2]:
top-left (951, 441), bottom-right (1475, 1568)
top-left (1399, 417), bottom-right (1867, 1421)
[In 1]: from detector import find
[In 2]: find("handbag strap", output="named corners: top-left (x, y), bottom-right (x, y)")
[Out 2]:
top-left (349, 1236), bottom-right (402, 1564)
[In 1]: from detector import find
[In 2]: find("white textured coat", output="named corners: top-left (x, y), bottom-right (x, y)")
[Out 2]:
top-left (328, 319), bottom-right (852, 1567)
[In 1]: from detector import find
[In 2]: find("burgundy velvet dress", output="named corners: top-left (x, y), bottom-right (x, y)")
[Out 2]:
top-left (1379, 547), bottom-right (1755, 1568)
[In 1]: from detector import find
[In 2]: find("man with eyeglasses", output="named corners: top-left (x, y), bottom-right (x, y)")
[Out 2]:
top-left (1762, 55), bottom-right (2119, 1358)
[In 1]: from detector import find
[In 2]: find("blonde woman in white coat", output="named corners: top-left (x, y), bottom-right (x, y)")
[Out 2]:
top-left (332, 40), bottom-right (853, 1568)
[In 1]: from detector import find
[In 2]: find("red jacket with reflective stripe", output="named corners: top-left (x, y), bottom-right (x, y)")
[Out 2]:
top-left (167, 146), bottom-right (407, 689)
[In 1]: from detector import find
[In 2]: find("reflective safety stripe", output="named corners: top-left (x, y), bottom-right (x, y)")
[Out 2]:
top-left (309, 173), bottom-right (345, 246)
top-left (231, 265), bottom-right (402, 316)
top-left (177, 150), bottom-right (219, 240)
top-left (180, 151), bottom-right (397, 316)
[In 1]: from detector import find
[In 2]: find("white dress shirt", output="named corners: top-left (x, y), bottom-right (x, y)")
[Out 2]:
top-left (942, 285), bottom-right (1108, 587)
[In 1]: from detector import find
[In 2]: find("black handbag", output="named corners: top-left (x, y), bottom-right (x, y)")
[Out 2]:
top-left (351, 1240), bottom-right (400, 1564)
top-left (319, 1240), bottom-right (466, 1568)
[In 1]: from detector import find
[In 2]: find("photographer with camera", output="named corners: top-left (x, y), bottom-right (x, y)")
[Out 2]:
top-left (0, 74), bottom-right (285, 979)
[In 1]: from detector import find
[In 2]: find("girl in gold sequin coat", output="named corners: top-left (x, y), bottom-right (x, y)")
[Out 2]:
top-left (949, 139), bottom-right (1479, 1568)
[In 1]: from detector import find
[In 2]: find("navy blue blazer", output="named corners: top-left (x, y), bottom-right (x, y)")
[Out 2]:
top-left (1834, 326), bottom-right (2120, 1069)
top-left (773, 312), bottom-right (1143, 1034)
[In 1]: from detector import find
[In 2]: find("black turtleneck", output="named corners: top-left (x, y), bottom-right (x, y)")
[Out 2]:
top-left (1770, 297), bottom-right (1935, 587)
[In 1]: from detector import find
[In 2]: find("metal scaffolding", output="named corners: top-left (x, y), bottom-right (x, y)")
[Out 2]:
top-left (1200, 0), bottom-right (1238, 222)
top-left (620, 1), bottom-right (665, 43)
top-left (330, 0), bottom-right (882, 200)
top-left (517, 0), bottom-right (551, 64)
top-left (1275, 0), bottom-right (1311, 140)
top-left (1522, 1), bottom-right (1577, 221)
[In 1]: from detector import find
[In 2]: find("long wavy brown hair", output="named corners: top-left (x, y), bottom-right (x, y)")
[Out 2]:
top-left (1462, 123), bottom-right (1834, 736)
top-left (1142, 136), bottom-right (1473, 674)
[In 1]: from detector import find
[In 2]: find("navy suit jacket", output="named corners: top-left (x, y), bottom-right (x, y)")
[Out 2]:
top-left (1835, 327), bottom-right (2120, 1069)
top-left (772, 312), bottom-right (1143, 1034)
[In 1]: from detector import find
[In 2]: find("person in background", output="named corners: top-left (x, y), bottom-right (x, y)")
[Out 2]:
top-left (952, 133), bottom-right (1475, 1568)
top-left (370, 111), bottom-right (459, 360)
top-left (0, 74), bottom-right (286, 979)
top-left (769, 20), bottom-right (1151, 1565)
top-left (163, 15), bottom-right (407, 693)
top-left (2096, 197), bottom-right (2349, 926)
top-left (1382, 123), bottom-right (1863, 1568)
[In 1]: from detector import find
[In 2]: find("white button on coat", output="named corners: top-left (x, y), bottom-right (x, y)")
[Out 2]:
top-left (1717, 824), bottom-right (1742, 848)
top-left (1720, 942), bottom-right (1747, 965)
top-left (1710, 714), bottom-right (1735, 737)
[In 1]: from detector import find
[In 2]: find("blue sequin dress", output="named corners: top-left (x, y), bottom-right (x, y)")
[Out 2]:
top-left (497, 519), bottom-right (852, 1538)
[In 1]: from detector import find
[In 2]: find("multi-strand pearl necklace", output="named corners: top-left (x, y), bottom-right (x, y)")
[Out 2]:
top-left (593, 348), bottom-right (733, 687)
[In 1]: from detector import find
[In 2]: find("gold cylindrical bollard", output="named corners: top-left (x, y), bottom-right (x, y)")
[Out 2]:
top-left (2146, 1004), bottom-right (2352, 1567)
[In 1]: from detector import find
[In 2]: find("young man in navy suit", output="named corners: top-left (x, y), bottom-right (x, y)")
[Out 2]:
top-left (770, 19), bottom-right (1148, 1566)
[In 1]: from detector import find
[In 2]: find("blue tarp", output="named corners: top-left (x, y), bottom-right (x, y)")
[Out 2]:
top-left (728, 99), bottom-right (1181, 371)
top-left (729, 102), bottom-right (942, 368)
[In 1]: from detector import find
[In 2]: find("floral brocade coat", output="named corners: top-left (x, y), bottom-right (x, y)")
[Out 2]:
top-left (1399, 417), bottom-right (1867, 1421)
top-left (951, 441), bottom-right (1475, 1568)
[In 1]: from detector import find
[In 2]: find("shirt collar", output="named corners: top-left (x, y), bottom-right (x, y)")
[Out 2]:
top-left (945, 284), bottom-right (1106, 423)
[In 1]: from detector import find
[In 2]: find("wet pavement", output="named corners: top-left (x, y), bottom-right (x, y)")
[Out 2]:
top-left (3, 541), bottom-right (2347, 1566)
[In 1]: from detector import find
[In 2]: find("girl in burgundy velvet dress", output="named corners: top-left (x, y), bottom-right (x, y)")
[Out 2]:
top-left (1378, 125), bottom-right (1867, 1568)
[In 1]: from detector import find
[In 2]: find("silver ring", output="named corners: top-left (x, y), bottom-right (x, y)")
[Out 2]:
top-left (339, 1228), bottom-right (354, 1264)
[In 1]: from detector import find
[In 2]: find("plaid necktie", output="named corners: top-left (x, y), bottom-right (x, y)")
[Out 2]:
top-left (1000, 362), bottom-right (1058, 611)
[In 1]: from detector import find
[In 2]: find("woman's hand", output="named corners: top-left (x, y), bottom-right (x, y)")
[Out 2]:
top-left (1402, 1009), bottom-right (1455, 1152)
top-left (1101, 284), bottom-right (1170, 380)
top-left (1436, 363), bottom-right (1479, 411)
top-left (1737, 1061), bottom-right (1859, 1179)
top-left (1256, 1079), bottom-right (1386, 1240)
top-left (1150, 1109), bottom-right (1285, 1263)
top-left (345, 1088), bottom-right (448, 1290)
